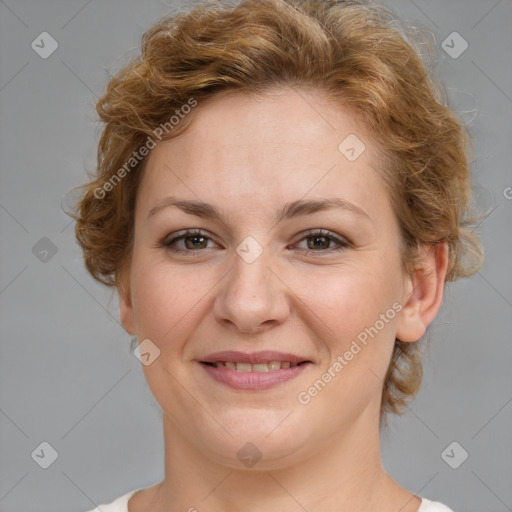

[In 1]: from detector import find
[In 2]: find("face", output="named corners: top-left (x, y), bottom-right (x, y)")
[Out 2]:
top-left (120, 88), bottom-right (428, 469)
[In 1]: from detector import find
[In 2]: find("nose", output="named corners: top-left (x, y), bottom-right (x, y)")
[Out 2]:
top-left (212, 246), bottom-right (291, 334)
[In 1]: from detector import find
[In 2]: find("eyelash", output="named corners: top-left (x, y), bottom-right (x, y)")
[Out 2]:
top-left (160, 229), bottom-right (351, 255)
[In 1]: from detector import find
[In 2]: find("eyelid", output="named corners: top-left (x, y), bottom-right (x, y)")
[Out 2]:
top-left (291, 228), bottom-right (351, 252)
top-left (161, 229), bottom-right (220, 252)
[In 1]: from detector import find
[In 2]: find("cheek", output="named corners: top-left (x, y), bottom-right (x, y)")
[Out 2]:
top-left (130, 258), bottom-right (208, 343)
top-left (299, 261), bottom-right (399, 346)
top-left (298, 265), bottom-right (400, 408)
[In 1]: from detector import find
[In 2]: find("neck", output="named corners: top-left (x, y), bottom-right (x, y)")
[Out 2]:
top-left (143, 399), bottom-right (412, 512)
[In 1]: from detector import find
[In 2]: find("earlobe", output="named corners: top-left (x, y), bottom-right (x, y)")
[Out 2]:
top-left (395, 243), bottom-right (449, 343)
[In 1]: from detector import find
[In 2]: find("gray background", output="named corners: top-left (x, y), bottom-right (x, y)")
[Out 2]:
top-left (0, 0), bottom-right (511, 511)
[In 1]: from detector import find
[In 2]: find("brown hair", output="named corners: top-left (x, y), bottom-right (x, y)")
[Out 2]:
top-left (71, 0), bottom-right (484, 424)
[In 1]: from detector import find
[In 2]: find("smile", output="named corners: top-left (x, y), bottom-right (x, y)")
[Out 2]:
top-left (199, 351), bottom-right (312, 390)
top-left (204, 361), bottom-right (301, 371)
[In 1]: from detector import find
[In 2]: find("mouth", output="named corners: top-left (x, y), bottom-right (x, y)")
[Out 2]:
top-left (201, 360), bottom-right (306, 371)
top-left (199, 351), bottom-right (312, 390)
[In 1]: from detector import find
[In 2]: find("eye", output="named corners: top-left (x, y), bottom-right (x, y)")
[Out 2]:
top-left (293, 229), bottom-right (351, 254)
top-left (161, 229), bottom-right (220, 253)
top-left (159, 228), bottom-right (351, 255)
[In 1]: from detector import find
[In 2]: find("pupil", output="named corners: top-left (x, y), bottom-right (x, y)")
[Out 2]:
top-left (186, 236), bottom-right (206, 249)
top-left (309, 236), bottom-right (328, 249)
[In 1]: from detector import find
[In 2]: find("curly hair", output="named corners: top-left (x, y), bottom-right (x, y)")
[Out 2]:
top-left (71, 0), bottom-right (484, 425)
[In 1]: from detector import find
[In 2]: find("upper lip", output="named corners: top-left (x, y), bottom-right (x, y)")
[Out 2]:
top-left (200, 351), bottom-right (311, 365)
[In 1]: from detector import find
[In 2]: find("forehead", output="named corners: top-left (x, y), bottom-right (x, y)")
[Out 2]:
top-left (163, 88), bottom-right (373, 163)
top-left (137, 88), bottom-right (387, 217)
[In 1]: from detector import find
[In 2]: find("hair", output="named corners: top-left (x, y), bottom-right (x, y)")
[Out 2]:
top-left (71, 0), bottom-right (484, 426)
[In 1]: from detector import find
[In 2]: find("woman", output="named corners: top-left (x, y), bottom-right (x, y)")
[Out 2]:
top-left (74, 0), bottom-right (483, 510)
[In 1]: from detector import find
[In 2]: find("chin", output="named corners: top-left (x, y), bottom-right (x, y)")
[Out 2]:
top-left (192, 408), bottom-right (313, 469)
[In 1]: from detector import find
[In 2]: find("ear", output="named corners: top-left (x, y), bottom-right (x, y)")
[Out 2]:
top-left (118, 278), bottom-right (136, 336)
top-left (396, 242), bottom-right (449, 343)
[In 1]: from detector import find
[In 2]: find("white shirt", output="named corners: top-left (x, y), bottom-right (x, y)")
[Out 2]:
top-left (86, 489), bottom-right (455, 511)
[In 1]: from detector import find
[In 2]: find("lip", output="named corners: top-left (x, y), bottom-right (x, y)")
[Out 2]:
top-left (199, 351), bottom-right (312, 391)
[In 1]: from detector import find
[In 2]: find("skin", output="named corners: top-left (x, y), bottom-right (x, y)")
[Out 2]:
top-left (119, 87), bottom-right (448, 512)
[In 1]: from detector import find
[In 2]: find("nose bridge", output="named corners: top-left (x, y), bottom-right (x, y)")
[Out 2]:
top-left (213, 241), bottom-right (289, 332)
top-left (235, 245), bottom-right (270, 292)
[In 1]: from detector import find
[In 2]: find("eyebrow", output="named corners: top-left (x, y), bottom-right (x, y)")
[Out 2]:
top-left (147, 196), bottom-right (370, 223)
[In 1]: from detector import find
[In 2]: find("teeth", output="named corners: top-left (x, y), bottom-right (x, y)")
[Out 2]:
top-left (236, 362), bottom-right (252, 372)
top-left (212, 361), bottom-right (301, 371)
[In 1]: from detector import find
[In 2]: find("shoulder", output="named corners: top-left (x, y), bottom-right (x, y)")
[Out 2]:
top-left (419, 497), bottom-right (455, 512)
top-left (84, 489), bottom-right (138, 512)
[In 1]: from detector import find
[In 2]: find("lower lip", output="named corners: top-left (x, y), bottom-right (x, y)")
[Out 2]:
top-left (200, 363), bottom-right (310, 390)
